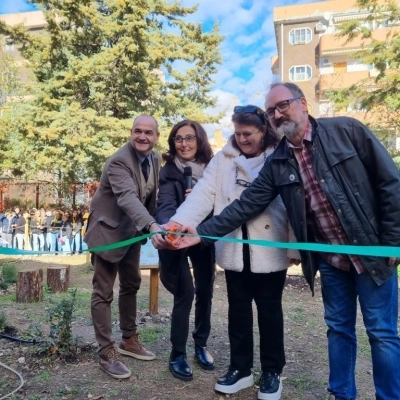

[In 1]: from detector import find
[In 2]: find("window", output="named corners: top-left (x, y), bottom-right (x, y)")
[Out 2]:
top-left (347, 103), bottom-right (367, 113)
top-left (289, 65), bottom-right (312, 82)
top-left (289, 28), bottom-right (312, 45)
top-left (333, 62), bottom-right (347, 73)
top-left (4, 38), bottom-right (14, 52)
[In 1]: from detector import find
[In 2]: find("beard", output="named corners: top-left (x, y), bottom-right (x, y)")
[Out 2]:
top-left (275, 119), bottom-right (299, 139)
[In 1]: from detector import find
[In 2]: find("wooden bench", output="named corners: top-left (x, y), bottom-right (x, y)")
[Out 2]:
top-left (87, 250), bottom-right (159, 315)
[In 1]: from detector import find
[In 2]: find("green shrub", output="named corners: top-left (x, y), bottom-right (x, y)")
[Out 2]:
top-left (47, 288), bottom-right (78, 358)
top-left (2, 264), bottom-right (17, 284)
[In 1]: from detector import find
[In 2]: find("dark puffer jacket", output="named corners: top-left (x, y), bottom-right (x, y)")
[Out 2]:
top-left (197, 116), bottom-right (400, 294)
top-left (156, 161), bottom-right (213, 294)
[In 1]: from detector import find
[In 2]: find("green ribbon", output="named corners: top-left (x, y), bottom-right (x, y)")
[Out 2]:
top-left (2, 232), bottom-right (400, 258)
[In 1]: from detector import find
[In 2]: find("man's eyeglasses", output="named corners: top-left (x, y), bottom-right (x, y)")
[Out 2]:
top-left (173, 134), bottom-right (196, 144)
top-left (265, 97), bottom-right (302, 120)
top-left (233, 105), bottom-right (266, 124)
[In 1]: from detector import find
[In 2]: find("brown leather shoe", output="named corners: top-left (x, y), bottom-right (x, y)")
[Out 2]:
top-left (118, 333), bottom-right (156, 360)
top-left (99, 347), bottom-right (131, 379)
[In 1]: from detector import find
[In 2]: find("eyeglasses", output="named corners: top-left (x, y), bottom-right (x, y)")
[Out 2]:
top-left (265, 97), bottom-right (302, 120)
top-left (234, 105), bottom-right (266, 124)
top-left (235, 167), bottom-right (252, 188)
top-left (173, 134), bottom-right (196, 144)
top-left (235, 179), bottom-right (251, 188)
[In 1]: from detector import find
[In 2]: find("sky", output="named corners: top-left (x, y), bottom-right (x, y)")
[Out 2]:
top-left (0, 0), bottom-right (316, 135)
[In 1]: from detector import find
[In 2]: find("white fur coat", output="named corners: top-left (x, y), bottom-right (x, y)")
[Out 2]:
top-left (172, 139), bottom-right (298, 273)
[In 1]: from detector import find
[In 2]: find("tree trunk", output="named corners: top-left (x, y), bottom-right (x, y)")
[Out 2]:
top-left (47, 265), bottom-right (70, 294)
top-left (16, 268), bottom-right (43, 303)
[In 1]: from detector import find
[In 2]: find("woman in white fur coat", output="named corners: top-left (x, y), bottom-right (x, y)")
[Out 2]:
top-left (167, 106), bottom-right (297, 400)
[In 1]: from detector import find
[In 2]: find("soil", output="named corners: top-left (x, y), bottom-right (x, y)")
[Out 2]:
top-left (0, 254), bottom-right (395, 400)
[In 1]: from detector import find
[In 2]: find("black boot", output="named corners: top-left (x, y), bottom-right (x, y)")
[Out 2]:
top-left (169, 354), bottom-right (193, 381)
top-left (194, 345), bottom-right (215, 370)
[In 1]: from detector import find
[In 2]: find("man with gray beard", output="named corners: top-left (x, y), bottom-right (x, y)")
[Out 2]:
top-left (156, 82), bottom-right (400, 400)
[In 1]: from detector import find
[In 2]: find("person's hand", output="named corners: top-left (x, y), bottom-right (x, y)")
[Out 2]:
top-left (162, 221), bottom-right (183, 232)
top-left (150, 223), bottom-right (169, 249)
top-left (184, 189), bottom-right (192, 199)
top-left (388, 257), bottom-right (399, 267)
top-left (163, 222), bottom-right (185, 249)
top-left (289, 259), bottom-right (301, 266)
top-left (175, 225), bottom-right (201, 249)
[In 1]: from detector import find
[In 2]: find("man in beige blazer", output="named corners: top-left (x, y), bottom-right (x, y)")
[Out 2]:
top-left (85, 115), bottom-right (162, 379)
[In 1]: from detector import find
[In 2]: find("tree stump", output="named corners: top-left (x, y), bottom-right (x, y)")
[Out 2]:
top-left (47, 265), bottom-right (70, 294)
top-left (16, 268), bottom-right (43, 303)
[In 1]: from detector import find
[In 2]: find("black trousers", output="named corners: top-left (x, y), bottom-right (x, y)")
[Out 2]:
top-left (159, 243), bottom-right (215, 357)
top-left (224, 245), bottom-right (287, 374)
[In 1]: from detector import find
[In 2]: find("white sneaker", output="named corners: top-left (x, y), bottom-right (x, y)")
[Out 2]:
top-left (258, 372), bottom-right (282, 400)
top-left (214, 369), bottom-right (254, 394)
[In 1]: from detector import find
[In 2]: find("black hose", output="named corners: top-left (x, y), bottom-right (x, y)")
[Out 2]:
top-left (0, 333), bottom-right (43, 344)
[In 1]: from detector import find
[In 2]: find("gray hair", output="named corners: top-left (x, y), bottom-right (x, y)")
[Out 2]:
top-left (268, 82), bottom-right (305, 99)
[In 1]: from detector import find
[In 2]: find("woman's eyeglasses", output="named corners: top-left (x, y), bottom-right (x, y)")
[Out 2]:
top-left (235, 166), bottom-right (252, 188)
top-left (173, 134), bottom-right (196, 144)
top-left (233, 105), bottom-right (266, 124)
top-left (235, 179), bottom-right (251, 188)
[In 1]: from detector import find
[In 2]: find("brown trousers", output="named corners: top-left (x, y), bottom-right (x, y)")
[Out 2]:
top-left (91, 243), bottom-right (141, 356)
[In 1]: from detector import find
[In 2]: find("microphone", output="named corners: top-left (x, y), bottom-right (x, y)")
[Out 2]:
top-left (183, 167), bottom-right (193, 189)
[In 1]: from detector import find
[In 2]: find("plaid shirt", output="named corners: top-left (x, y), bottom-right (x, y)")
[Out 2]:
top-left (288, 121), bottom-right (364, 273)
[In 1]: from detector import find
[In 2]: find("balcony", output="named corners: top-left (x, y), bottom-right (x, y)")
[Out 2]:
top-left (271, 55), bottom-right (279, 75)
top-left (319, 70), bottom-right (373, 91)
top-left (319, 26), bottom-right (400, 55)
top-left (0, 11), bottom-right (46, 30)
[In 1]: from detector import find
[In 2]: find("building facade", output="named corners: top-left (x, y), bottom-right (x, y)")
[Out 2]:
top-left (271, 0), bottom-right (396, 123)
top-left (0, 11), bottom-right (47, 92)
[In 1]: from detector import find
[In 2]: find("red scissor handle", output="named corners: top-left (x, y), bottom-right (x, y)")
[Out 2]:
top-left (166, 224), bottom-right (180, 249)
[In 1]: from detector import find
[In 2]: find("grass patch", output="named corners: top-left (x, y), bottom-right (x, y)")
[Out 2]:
top-left (0, 312), bottom-right (6, 331)
top-left (139, 326), bottom-right (169, 344)
top-left (55, 386), bottom-right (82, 398)
top-left (357, 329), bottom-right (371, 357)
top-left (286, 375), bottom-right (315, 390)
top-left (0, 378), bottom-right (8, 390)
top-left (291, 306), bottom-right (306, 323)
top-left (0, 293), bottom-right (16, 303)
top-left (105, 389), bottom-right (120, 398)
top-left (34, 370), bottom-right (52, 383)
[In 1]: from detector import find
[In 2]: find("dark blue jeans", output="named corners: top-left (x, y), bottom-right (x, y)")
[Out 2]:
top-left (318, 259), bottom-right (400, 400)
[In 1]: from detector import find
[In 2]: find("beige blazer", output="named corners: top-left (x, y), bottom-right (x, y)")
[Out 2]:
top-left (84, 142), bottom-right (161, 263)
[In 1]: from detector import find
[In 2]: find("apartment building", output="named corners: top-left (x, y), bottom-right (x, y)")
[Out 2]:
top-left (0, 11), bottom-right (47, 88)
top-left (271, 0), bottom-right (395, 122)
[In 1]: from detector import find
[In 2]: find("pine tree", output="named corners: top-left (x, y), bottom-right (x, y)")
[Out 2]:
top-left (0, 0), bottom-right (222, 182)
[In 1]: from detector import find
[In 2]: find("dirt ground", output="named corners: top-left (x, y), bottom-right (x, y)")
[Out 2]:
top-left (0, 254), bottom-right (397, 400)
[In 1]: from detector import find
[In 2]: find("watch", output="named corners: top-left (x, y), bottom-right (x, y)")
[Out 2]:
top-left (146, 220), bottom-right (158, 232)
